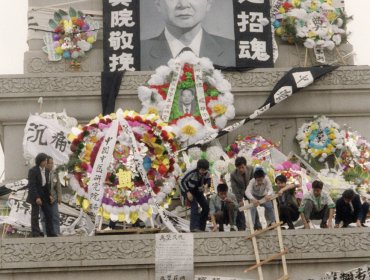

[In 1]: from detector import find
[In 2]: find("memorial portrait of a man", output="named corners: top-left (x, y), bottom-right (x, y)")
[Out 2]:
top-left (140, 0), bottom-right (236, 70)
top-left (179, 88), bottom-right (197, 115)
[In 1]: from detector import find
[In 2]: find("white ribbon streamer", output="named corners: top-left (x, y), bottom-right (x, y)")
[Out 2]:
top-left (88, 119), bottom-right (118, 217)
top-left (161, 62), bottom-right (182, 122)
top-left (194, 64), bottom-right (213, 129)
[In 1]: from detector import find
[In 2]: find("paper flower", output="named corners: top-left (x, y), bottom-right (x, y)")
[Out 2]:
top-left (296, 116), bottom-right (345, 162)
top-left (272, 0), bottom-right (349, 50)
top-left (139, 51), bottom-right (235, 146)
top-left (68, 110), bottom-right (178, 223)
top-left (225, 135), bottom-right (276, 159)
top-left (43, 7), bottom-right (99, 67)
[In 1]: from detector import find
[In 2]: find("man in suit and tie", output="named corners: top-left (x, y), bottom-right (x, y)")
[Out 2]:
top-left (230, 156), bottom-right (254, 231)
top-left (27, 153), bottom-right (56, 237)
top-left (179, 88), bottom-right (197, 115)
top-left (141, 0), bottom-right (236, 70)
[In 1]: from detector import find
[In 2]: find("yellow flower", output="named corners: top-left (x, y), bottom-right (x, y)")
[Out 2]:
top-left (142, 133), bottom-right (165, 155)
top-left (118, 213), bottom-right (125, 222)
top-left (145, 207), bottom-right (153, 218)
top-left (130, 211), bottom-right (139, 224)
top-left (153, 157), bottom-right (170, 169)
top-left (181, 125), bottom-right (197, 136)
top-left (308, 31), bottom-right (317, 38)
top-left (310, 1), bottom-right (317, 10)
top-left (147, 106), bottom-right (159, 115)
top-left (279, 7), bottom-right (286, 14)
top-left (327, 0), bottom-right (333, 6)
top-left (292, 0), bottom-right (301, 7)
top-left (212, 104), bottom-right (227, 116)
top-left (327, 11), bottom-right (337, 22)
top-left (102, 210), bottom-right (111, 220)
top-left (82, 199), bottom-right (90, 211)
top-left (275, 27), bottom-right (283, 36)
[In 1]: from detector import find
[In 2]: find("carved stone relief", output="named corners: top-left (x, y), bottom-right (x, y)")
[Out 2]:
top-left (1, 231), bottom-right (369, 268)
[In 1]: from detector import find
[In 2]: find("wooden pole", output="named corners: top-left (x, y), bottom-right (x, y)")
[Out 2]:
top-left (245, 221), bottom-right (283, 240)
top-left (295, 43), bottom-right (302, 67)
top-left (245, 207), bottom-right (264, 280)
top-left (273, 199), bottom-right (289, 277)
top-left (335, 47), bottom-right (346, 64)
top-left (304, 48), bottom-right (308, 67)
top-left (244, 248), bottom-right (288, 273)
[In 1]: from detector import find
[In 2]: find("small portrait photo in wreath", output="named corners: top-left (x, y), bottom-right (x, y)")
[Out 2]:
top-left (178, 88), bottom-right (197, 116)
top-left (140, 0), bottom-right (236, 70)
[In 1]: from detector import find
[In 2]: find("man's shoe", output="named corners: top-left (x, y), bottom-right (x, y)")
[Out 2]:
top-left (230, 225), bottom-right (237, 231)
top-left (320, 223), bottom-right (328, 229)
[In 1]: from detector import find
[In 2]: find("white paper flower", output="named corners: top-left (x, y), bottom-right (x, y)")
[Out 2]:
top-left (213, 160), bottom-right (228, 174)
top-left (304, 38), bottom-right (316, 48)
top-left (187, 147), bottom-right (202, 161)
top-left (138, 86), bottom-right (154, 102)
top-left (332, 34), bottom-right (342, 45)
top-left (206, 146), bottom-right (224, 163)
top-left (173, 117), bottom-right (206, 144)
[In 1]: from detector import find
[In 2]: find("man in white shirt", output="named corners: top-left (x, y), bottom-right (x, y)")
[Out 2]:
top-left (141, 0), bottom-right (235, 70)
top-left (245, 168), bottom-right (276, 228)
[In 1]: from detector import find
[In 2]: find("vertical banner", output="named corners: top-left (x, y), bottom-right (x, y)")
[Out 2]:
top-left (155, 233), bottom-right (194, 280)
top-left (234, 0), bottom-right (273, 67)
top-left (88, 120), bottom-right (118, 215)
top-left (103, 0), bottom-right (140, 72)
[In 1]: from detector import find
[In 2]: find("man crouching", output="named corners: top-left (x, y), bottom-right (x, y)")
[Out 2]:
top-left (209, 183), bottom-right (238, 232)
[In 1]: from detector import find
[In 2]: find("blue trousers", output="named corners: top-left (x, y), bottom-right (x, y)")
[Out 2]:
top-left (250, 200), bottom-right (276, 226)
top-left (41, 201), bottom-right (60, 235)
top-left (190, 191), bottom-right (209, 231)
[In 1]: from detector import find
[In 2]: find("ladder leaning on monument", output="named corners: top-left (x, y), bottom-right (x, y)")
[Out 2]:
top-left (239, 194), bottom-right (289, 280)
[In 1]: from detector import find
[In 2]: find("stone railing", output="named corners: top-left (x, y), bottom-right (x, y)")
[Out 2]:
top-left (1, 228), bottom-right (369, 279)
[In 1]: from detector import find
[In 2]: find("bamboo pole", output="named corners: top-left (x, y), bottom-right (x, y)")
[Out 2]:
top-left (245, 207), bottom-right (264, 280)
top-left (273, 199), bottom-right (289, 277)
top-left (304, 48), bottom-right (308, 67)
top-left (245, 221), bottom-right (283, 240)
top-left (244, 248), bottom-right (288, 273)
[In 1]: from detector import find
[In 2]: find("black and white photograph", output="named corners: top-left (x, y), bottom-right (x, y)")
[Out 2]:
top-left (140, 0), bottom-right (236, 70)
top-left (178, 88), bottom-right (197, 115)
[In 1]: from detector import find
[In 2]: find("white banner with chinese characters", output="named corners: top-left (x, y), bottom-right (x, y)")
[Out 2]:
top-left (23, 115), bottom-right (71, 165)
top-left (155, 233), bottom-right (194, 280)
top-left (88, 119), bottom-right (118, 216)
top-left (307, 265), bottom-right (370, 280)
top-left (1, 190), bottom-right (93, 235)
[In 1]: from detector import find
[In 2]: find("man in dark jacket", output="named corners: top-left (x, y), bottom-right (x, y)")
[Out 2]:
top-left (335, 189), bottom-right (369, 228)
top-left (180, 159), bottom-right (210, 232)
top-left (275, 175), bottom-right (299, 229)
top-left (27, 153), bottom-right (56, 237)
top-left (230, 156), bottom-right (253, 230)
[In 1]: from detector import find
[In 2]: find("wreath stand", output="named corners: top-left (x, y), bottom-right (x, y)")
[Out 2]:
top-left (295, 43), bottom-right (353, 67)
top-left (240, 194), bottom-right (289, 280)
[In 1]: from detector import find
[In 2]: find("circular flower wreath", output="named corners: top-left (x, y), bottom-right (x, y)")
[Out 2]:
top-left (341, 130), bottom-right (370, 171)
top-left (138, 51), bottom-right (235, 145)
top-left (225, 135), bottom-right (275, 159)
top-left (43, 7), bottom-right (99, 66)
top-left (296, 116), bottom-right (345, 162)
top-left (68, 111), bottom-right (178, 223)
top-left (272, 0), bottom-right (349, 50)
